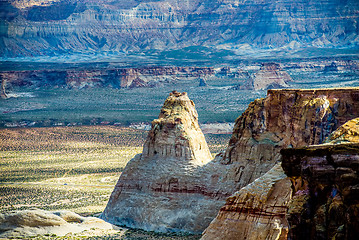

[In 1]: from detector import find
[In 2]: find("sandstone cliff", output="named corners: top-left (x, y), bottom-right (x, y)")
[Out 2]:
top-left (202, 163), bottom-right (292, 240)
top-left (102, 88), bottom-right (359, 235)
top-left (101, 91), bottom-right (239, 233)
top-left (202, 88), bottom-right (359, 240)
top-left (1, 0), bottom-right (358, 57)
top-left (281, 117), bottom-right (359, 240)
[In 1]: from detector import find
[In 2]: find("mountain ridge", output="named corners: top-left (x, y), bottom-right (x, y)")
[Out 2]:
top-left (1, 0), bottom-right (358, 58)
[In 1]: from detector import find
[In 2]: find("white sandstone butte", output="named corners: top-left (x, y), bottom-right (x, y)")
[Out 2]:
top-left (101, 91), bottom-right (228, 233)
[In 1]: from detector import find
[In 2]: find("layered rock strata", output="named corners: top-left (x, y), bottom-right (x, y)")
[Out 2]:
top-left (281, 118), bottom-right (359, 240)
top-left (103, 88), bottom-right (359, 235)
top-left (101, 91), bottom-right (241, 233)
top-left (0, 66), bottom-right (214, 89)
top-left (223, 88), bottom-right (359, 169)
top-left (202, 88), bottom-right (359, 239)
top-left (2, 0), bottom-right (358, 57)
top-left (253, 63), bottom-right (293, 90)
top-left (202, 163), bottom-right (292, 240)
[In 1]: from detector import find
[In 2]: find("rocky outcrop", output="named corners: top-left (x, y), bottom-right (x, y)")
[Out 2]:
top-left (223, 88), bottom-right (359, 167)
top-left (101, 91), bottom-right (235, 233)
top-left (0, 66), bottom-right (214, 89)
top-left (324, 117), bottom-right (359, 144)
top-left (281, 117), bottom-right (359, 240)
top-left (0, 209), bottom-right (118, 238)
top-left (2, 0), bottom-right (358, 57)
top-left (102, 88), bottom-right (359, 235)
top-left (236, 63), bottom-right (293, 90)
top-left (202, 88), bottom-right (359, 239)
top-left (202, 163), bottom-right (292, 240)
top-left (1, 79), bottom-right (8, 99)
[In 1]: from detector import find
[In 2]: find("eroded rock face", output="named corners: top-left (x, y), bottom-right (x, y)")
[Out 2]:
top-left (202, 88), bottom-right (358, 240)
top-left (202, 163), bottom-right (292, 240)
top-left (281, 118), bottom-right (359, 240)
top-left (101, 91), bottom-right (239, 233)
top-left (224, 88), bottom-right (359, 168)
top-left (102, 88), bottom-right (358, 235)
top-left (0, 66), bottom-right (214, 89)
top-left (2, 0), bottom-right (358, 57)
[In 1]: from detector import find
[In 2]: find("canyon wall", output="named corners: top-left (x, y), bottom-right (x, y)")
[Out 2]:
top-left (202, 88), bottom-right (359, 240)
top-left (0, 66), bottom-right (214, 89)
top-left (1, 0), bottom-right (358, 57)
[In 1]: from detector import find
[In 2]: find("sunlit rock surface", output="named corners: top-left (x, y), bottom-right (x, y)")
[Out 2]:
top-left (282, 117), bottom-right (359, 240)
top-left (102, 88), bottom-right (359, 235)
top-left (1, 0), bottom-right (358, 57)
top-left (202, 88), bottom-right (358, 239)
top-left (0, 209), bottom-right (119, 238)
top-left (101, 91), bottom-right (240, 233)
top-left (202, 163), bottom-right (292, 240)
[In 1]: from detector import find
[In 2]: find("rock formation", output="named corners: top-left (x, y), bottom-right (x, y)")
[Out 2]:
top-left (1, 0), bottom-right (358, 58)
top-left (252, 63), bottom-right (292, 90)
top-left (202, 163), bottom-right (292, 240)
top-left (102, 88), bottom-right (359, 236)
top-left (223, 88), bottom-right (359, 167)
top-left (1, 78), bottom-right (8, 99)
top-left (0, 209), bottom-right (118, 238)
top-left (101, 91), bottom-right (235, 233)
top-left (233, 63), bottom-right (293, 90)
top-left (0, 66), bottom-right (214, 89)
top-left (202, 88), bottom-right (359, 239)
top-left (198, 78), bottom-right (208, 87)
top-left (281, 117), bottom-right (359, 240)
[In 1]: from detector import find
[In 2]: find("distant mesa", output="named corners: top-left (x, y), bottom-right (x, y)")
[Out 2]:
top-left (252, 63), bottom-right (293, 90)
top-left (102, 87), bottom-right (359, 238)
top-left (232, 63), bottom-right (293, 90)
top-left (0, 66), bottom-right (214, 90)
top-left (2, 0), bottom-right (358, 58)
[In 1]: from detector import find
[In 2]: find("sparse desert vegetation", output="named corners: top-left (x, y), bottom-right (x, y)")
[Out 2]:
top-left (0, 125), bottom-right (229, 239)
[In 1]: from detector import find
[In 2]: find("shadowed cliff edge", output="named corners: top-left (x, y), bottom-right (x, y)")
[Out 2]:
top-left (281, 117), bottom-right (359, 240)
top-left (101, 87), bottom-right (359, 237)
